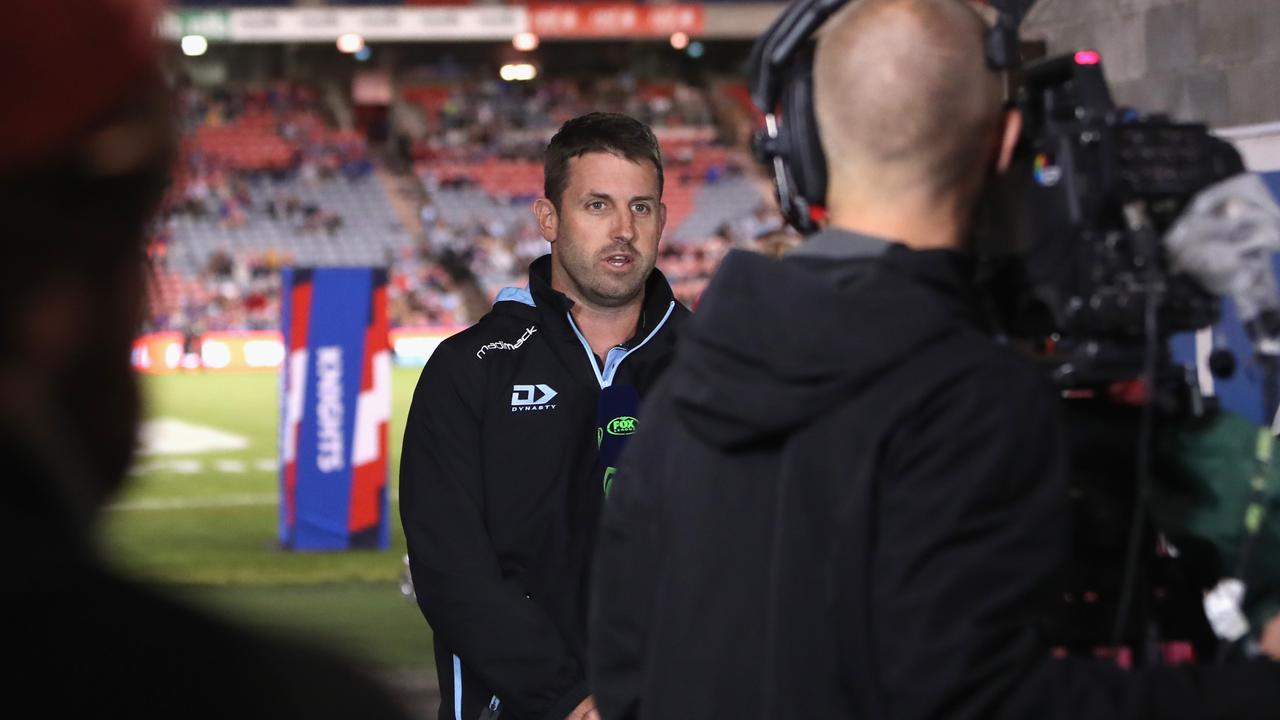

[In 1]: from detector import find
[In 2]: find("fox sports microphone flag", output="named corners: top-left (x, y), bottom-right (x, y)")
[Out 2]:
top-left (280, 267), bottom-right (392, 550)
top-left (597, 383), bottom-right (640, 498)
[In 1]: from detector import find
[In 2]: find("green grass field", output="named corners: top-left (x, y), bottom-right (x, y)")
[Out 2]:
top-left (102, 367), bottom-right (434, 673)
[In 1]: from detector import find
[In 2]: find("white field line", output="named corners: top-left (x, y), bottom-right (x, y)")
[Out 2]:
top-left (137, 417), bottom-right (250, 456)
top-left (213, 459), bottom-right (248, 474)
top-left (130, 457), bottom-right (277, 477)
top-left (106, 494), bottom-right (277, 511)
top-left (107, 490), bottom-right (401, 512)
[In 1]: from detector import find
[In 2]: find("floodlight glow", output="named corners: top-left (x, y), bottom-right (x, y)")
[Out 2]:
top-left (499, 63), bottom-right (538, 82)
top-left (670, 32), bottom-right (689, 50)
top-left (181, 35), bottom-right (208, 57)
top-left (513, 32), bottom-right (540, 52)
top-left (337, 33), bottom-right (366, 54)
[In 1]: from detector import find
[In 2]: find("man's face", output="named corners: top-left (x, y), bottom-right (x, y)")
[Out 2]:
top-left (537, 151), bottom-right (665, 310)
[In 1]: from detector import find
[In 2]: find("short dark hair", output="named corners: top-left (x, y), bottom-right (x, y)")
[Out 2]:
top-left (543, 112), bottom-right (663, 209)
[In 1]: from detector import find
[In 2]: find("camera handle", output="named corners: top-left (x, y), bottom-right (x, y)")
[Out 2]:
top-left (1110, 202), bottom-right (1164, 650)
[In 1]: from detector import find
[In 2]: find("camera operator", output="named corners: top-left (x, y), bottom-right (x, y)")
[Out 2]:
top-left (588, 1), bottom-right (1280, 718)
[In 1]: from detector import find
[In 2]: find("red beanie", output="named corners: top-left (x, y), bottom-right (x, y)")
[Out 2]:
top-left (0, 0), bottom-right (163, 174)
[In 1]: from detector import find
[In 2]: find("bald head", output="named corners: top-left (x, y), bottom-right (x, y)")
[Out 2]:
top-left (814, 0), bottom-right (1005, 204)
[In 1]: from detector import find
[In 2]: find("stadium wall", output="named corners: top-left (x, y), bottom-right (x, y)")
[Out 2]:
top-left (1023, 0), bottom-right (1280, 128)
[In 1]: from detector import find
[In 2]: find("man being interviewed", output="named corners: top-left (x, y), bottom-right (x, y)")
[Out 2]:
top-left (400, 113), bottom-right (690, 720)
top-left (588, 1), bottom-right (1280, 719)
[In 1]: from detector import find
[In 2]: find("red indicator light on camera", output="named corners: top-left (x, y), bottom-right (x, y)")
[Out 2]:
top-left (1074, 50), bottom-right (1101, 65)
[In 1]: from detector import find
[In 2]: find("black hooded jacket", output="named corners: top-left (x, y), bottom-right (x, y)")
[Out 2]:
top-left (400, 255), bottom-right (689, 720)
top-left (589, 229), bottom-right (1280, 720)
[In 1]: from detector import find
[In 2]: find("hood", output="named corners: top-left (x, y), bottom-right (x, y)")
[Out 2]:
top-left (670, 229), bottom-right (986, 448)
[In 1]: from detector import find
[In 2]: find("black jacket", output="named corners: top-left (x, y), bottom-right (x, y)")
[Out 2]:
top-left (589, 229), bottom-right (1280, 720)
top-left (400, 255), bottom-right (689, 720)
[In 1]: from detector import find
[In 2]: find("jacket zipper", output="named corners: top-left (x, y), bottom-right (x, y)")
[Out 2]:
top-left (565, 301), bottom-right (676, 389)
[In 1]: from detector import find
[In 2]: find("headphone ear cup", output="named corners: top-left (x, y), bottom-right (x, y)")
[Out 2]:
top-left (780, 43), bottom-right (828, 211)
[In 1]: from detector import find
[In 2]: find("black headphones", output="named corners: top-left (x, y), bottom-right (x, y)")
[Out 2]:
top-left (747, 0), bottom-right (1037, 233)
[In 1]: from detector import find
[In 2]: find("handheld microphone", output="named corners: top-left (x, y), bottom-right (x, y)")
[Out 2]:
top-left (596, 383), bottom-right (640, 497)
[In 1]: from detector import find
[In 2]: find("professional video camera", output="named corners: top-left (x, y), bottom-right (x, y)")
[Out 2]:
top-left (997, 52), bottom-right (1280, 662)
top-left (996, 50), bottom-right (1246, 389)
top-left (748, 0), bottom-right (1279, 667)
